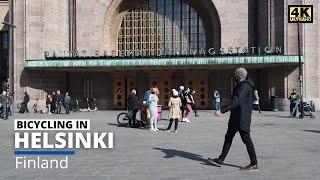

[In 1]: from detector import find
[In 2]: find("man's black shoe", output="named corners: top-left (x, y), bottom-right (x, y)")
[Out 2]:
top-left (207, 158), bottom-right (223, 167)
top-left (240, 164), bottom-right (258, 171)
top-left (195, 114), bottom-right (199, 117)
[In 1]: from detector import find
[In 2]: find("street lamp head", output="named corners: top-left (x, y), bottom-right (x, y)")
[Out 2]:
top-left (2, 22), bottom-right (16, 28)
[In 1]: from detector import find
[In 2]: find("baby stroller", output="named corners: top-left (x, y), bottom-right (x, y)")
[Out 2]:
top-left (87, 97), bottom-right (98, 112)
top-left (18, 102), bottom-right (27, 113)
top-left (72, 100), bottom-right (81, 112)
top-left (299, 101), bottom-right (316, 119)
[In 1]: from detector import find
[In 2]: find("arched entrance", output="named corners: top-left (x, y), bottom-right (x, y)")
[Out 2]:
top-left (103, 0), bottom-right (221, 53)
top-left (103, 0), bottom-right (221, 109)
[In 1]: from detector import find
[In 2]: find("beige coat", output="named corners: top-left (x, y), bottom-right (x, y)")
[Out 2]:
top-left (168, 97), bottom-right (182, 119)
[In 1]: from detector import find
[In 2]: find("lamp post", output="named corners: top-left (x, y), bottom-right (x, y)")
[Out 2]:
top-left (2, 0), bottom-right (15, 98)
top-left (297, 23), bottom-right (304, 119)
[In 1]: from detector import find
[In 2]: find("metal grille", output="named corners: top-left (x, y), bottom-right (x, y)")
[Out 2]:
top-left (118, 0), bottom-right (206, 56)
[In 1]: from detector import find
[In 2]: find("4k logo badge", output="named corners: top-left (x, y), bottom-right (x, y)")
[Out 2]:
top-left (288, 5), bottom-right (313, 23)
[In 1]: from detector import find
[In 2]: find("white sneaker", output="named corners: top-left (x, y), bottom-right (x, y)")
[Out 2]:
top-left (185, 118), bottom-right (191, 123)
top-left (182, 118), bottom-right (186, 122)
top-left (155, 128), bottom-right (159, 131)
top-left (150, 128), bottom-right (156, 132)
top-left (174, 130), bottom-right (178, 133)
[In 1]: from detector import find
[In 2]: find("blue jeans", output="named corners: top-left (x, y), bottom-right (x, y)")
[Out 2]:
top-left (290, 103), bottom-right (299, 117)
top-left (1, 106), bottom-right (8, 119)
top-left (215, 103), bottom-right (221, 111)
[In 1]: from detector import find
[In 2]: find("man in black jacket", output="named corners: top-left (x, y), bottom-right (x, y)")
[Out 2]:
top-left (209, 67), bottom-right (258, 171)
top-left (127, 89), bottom-right (140, 128)
top-left (23, 92), bottom-right (30, 113)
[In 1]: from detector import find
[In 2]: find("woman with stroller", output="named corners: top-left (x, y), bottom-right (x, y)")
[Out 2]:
top-left (149, 88), bottom-right (159, 132)
top-left (166, 89), bottom-right (182, 133)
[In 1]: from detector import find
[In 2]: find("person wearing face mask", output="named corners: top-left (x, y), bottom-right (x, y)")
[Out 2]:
top-left (149, 88), bottom-right (159, 132)
top-left (166, 89), bottom-right (182, 133)
top-left (209, 67), bottom-right (258, 172)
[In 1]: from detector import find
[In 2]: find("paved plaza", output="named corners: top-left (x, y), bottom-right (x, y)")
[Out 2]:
top-left (0, 110), bottom-right (320, 180)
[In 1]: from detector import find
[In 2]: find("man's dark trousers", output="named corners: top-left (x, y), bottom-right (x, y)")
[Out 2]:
top-left (65, 103), bottom-right (70, 114)
top-left (129, 109), bottom-right (138, 127)
top-left (218, 128), bottom-right (257, 165)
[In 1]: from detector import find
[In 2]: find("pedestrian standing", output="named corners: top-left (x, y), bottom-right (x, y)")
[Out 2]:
top-left (56, 90), bottom-right (64, 114)
top-left (127, 89), bottom-right (140, 128)
top-left (143, 88), bottom-right (152, 126)
top-left (8, 93), bottom-right (13, 116)
top-left (182, 88), bottom-right (192, 123)
top-left (51, 91), bottom-right (57, 113)
top-left (46, 95), bottom-right (52, 114)
top-left (64, 92), bottom-right (71, 114)
top-left (214, 90), bottom-right (221, 111)
top-left (253, 90), bottom-right (261, 114)
top-left (209, 67), bottom-right (258, 171)
top-left (33, 98), bottom-right (39, 113)
top-left (288, 88), bottom-right (300, 117)
top-left (178, 86), bottom-right (185, 120)
top-left (166, 89), bottom-right (182, 132)
top-left (23, 92), bottom-right (30, 113)
top-left (0, 91), bottom-right (9, 119)
top-left (149, 88), bottom-right (159, 132)
top-left (190, 89), bottom-right (199, 117)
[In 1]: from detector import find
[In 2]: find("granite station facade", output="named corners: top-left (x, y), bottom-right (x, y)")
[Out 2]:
top-left (12, 0), bottom-right (320, 110)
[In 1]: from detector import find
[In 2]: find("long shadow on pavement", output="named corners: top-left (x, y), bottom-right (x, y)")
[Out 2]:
top-left (153, 147), bottom-right (242, 169)
top-left (261, 114), bottom-right (290, 118)
top-left (302, 130), bottom-right (320, 134)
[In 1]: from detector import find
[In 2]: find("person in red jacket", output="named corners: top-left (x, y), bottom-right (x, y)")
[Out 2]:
top-left (208, 67), bottom-right (258, 171)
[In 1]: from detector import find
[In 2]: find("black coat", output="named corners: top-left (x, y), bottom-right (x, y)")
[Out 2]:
top-left (127, 94), bottom-right (140, 110)
top-left (221, 77), bottom-right (254, 132)
top-left (23, 94), bottom-right (30, 103)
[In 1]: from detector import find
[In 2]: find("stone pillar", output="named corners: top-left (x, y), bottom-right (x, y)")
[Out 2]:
top-left (303, 0), bottom-right (320, 110)
top-left (137, 72), bottom-right (149, 102)
top-left (105, 72), bottom-right (113, 109)
top-left (208, 71), bottom-right (215, 109)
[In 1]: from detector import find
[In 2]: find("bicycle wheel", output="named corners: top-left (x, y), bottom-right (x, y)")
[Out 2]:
top-left (117, 112), bottom-right (129, 126)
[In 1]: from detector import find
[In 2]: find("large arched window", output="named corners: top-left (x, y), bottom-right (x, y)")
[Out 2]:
top-left (117, 0), bottom-right (206, 57)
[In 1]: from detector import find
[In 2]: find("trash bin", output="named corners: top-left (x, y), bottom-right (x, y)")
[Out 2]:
top-left (270, 96), bottom-right (279, 111)
top-left (157, 105), bottom-right (162, 121)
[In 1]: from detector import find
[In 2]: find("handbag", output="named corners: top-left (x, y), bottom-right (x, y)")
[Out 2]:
top-left (146, 109), bottom-right (151, 119)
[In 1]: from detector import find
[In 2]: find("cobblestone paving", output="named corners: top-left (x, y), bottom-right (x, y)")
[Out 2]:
top-left (0, 110), bottom-right (319, 180)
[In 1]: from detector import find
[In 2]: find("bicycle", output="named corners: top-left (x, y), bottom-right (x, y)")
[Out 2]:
top-left (117, 111), bottom-right (130, 126)
top-left (117, 110), bottom-right (145, 127)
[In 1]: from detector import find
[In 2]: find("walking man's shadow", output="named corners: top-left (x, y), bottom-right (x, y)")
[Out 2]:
top-left (153, 147), bottom-right (242, 168)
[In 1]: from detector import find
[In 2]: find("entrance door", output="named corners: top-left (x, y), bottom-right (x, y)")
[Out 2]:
top-left (113, 77), bottom-right (137, 109)
top-left (149, 78), bottom-right (172, 108)
top-left (185, 77), bottom-right (208, 109)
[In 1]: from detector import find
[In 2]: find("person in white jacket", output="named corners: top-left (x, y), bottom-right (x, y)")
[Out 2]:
top-left (149, 88), bottom-right (159, 132)
top-left (253, 90), bottom-right (261, 114)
